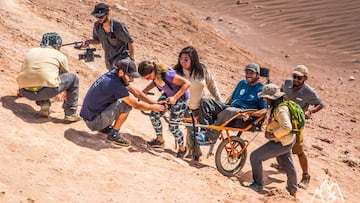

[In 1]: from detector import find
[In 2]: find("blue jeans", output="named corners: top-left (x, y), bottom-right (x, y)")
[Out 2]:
top-left (250, 139), bottom-right (297, 192)
top-left (20, 72), bottom-right (79, 116)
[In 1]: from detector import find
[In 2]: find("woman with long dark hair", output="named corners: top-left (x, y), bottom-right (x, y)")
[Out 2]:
top-left (173, 46), bottom-right (221, 163)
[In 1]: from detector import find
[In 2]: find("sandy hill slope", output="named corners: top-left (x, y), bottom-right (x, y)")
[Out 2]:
top-left (0, 0), bottom-right (359, 202)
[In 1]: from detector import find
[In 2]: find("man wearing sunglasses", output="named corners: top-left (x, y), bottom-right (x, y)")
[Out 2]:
top-left (274, 65), bottom-right (325, 187)
top-left (82, 3), bottom-right (135, 71)
top-left (80, 59), bottom-right (165, 146)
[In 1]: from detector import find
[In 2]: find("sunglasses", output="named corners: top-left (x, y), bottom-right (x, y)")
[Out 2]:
top-left (96, 14), bottom-right (107, 19)
top-left (179, 57), bottom-right (190, 63)
top-left (293, 74), bottom-right (304, 80)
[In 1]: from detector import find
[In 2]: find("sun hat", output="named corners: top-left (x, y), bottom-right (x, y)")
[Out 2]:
top-left (293, 65), bottom-right (308, 76)
top-left (245, 62), bottom-right (260, 73)
top-left (258, 83), bottom-right (285, 100)
top-left (91, 3), bottom-right (109, 17)
top-left (114, 58), bottom-right (140, 78)
top-left (40, 32), bottom-right (62, 48)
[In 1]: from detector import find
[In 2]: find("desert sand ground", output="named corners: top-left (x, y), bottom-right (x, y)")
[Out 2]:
top-left (0, 0), bottom-right (359, 202)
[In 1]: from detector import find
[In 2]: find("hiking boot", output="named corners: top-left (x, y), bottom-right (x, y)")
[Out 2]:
top-left (248, 182), bottom-right (263, 191)
top-left (299, 173), bottom-right (311, 185)
top-left (147, 139), bottom-right (165, 148)
top-left (176, 147), bottom-right (187, 158)
top-left (39, 103), bottom-right (50, 117)
top-left (286, 186), bottom-right (297, 197)
top-left (190, 156), bottom-right (201, 166)
top-left (107, 129), bottom-right (131, 146)
top-left (64, 113), bottom-right (81, 122)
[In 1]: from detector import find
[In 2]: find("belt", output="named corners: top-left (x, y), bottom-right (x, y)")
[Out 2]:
top-left (23, 86), bottom-right (45, 92)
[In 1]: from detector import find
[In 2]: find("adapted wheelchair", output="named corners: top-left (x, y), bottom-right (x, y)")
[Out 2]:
top-left (180, 67), bottom-right (270, 176)
top-left (142, 67), bottom-right (270, 177)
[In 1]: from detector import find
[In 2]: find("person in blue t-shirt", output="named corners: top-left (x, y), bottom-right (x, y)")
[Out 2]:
top-left (80, 59), bottom-right (165, 146)
top-left (198, 62), bottom-right (268, 141)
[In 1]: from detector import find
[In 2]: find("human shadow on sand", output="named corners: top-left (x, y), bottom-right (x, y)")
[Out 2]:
top-left (1, 95), bottom-right (70, 124)
top-left (235, 168), bottom-right (286, 195)
top-left (65, 128), bottom-right (173, 156)
top-left (64, 128), bottom-right (212, 169)
top-left (64, 128), bottom-right (121, 151)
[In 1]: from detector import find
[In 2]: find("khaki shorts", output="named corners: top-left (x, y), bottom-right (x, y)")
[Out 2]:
top-left (292, 128), bottom-right (304, 154)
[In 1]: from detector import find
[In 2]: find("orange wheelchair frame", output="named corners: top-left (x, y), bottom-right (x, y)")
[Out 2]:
top-left (180, 110), bottom-right (266, 176)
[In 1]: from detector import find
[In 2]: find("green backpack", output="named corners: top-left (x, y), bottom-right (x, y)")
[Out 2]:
top-left (278, 100), bottom-right (305, 133)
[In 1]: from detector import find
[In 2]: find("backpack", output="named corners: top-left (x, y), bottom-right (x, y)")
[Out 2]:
top-left (277, 100), bottom-right (305, 133)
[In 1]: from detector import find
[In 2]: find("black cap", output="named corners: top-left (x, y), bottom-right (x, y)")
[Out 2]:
top-left (114, 59), bottom-right (140, 78)
top-left (91, 3), bottom-right (109, 17)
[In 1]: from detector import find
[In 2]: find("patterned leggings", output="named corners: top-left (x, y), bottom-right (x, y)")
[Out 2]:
top-left (150, 97), bottom-right (188, 146)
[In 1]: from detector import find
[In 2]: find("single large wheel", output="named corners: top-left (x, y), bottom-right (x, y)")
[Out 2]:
top-left (215, 136), bottom-right (247, 177)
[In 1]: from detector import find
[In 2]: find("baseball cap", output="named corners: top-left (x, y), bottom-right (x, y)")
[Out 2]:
top-left (245, 62), bottom-right (260, 73)
top-left (114, 59), bottom-right (140, 78)
top-left (293, 65), bottom-right (308, 76)
top-left (91, 3), bottom-right (109, 17)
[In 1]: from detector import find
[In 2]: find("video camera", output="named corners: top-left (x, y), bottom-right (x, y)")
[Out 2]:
top-left (62, 41), bottom-right (101, 62)
top-left (78, 47), bottom-right (101, 62)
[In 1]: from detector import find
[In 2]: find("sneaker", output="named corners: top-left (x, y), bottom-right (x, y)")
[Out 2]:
top-left (190, 156), bottom-right (201, 165)
top-left (64, 113), bottom-right (81, 122)
top-left (249, 182), bottom-right (263, 191)
top-left (286, 186), bottom-right (297, 197)
top-left (99, 125), bottom-right (113, 134)
top-left (176, 147), bottom-right (187, 158)
top-left (299, 173), bottom-right (311, 185)
top-left (107, 129), bottom-right (131, 146)
top-left (147, 139), bottom-right (165, 148)
top-left (39, 103), bottom-right (50, 117)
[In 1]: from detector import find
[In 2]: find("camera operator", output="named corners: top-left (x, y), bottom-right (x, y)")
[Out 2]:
top-left (82, 3), bottom-right (135, 71)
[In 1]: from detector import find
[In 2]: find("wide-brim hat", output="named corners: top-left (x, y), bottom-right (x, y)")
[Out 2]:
top-left (258, 83), bottom-right (285, 100)
top-left (40, 32), bottom-right (62, 48)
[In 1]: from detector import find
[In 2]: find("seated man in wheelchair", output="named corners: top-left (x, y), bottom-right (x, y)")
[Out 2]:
top-left (197, 62), bottom-right (268, 142)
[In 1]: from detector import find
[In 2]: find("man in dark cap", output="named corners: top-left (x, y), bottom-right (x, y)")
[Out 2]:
top-left (16, 32), bottom-right (81, 122)
top-left (82, 2), bottom-right (135, 71)
top-left (80, 59), bottom-right (165, 146)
